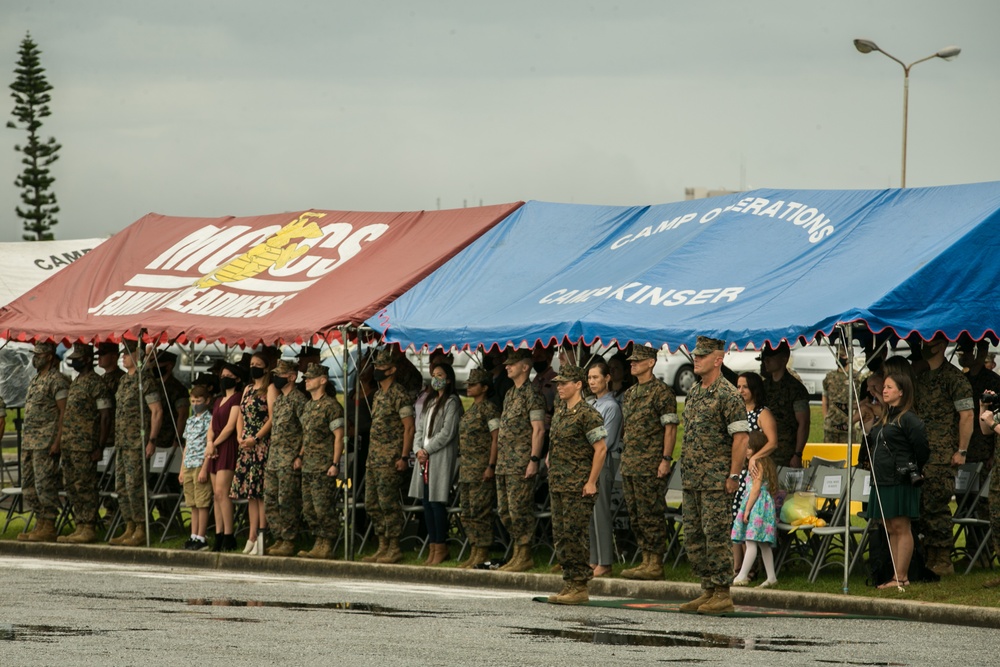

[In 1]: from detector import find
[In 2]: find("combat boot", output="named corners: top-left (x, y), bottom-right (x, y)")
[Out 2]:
top-left (26, 519), bottom-right (58, 542)
top-left (376, 539), bottom-right (403, 564)
top-left (122, 523), bottom-right (146, 547)
top-left (697, 587), bottom-right (734, 614)
top-left (549, 582), bottom-right (589, 605)
top-left (500, 545), bottom-right (534, 573)
top-left (108, 522), bottom-right (135, 546)
top-left (299, 538), bottom-right (332, 559)
top-left (632, 552), bottom-right (664, 581)
top-left (268, 540), bottom-right (296, 557)
top-left (57, 524), bottom-right (84, 543)
top-left (929, 548), bottom-right (955, 577)
top-left (64, 524), bottom-right (97, 544)
top-left (458, 546), bottom-right (490, 569)
top-left (546, 582), bottom-right (573, 603)
top-left (362, 537), bottom-right (387, 563)
top-left (17, 521), bottom-right (41, 542)
top-left (620, 551), bottom-right (650, 579)
top-left (679, 588), bottom-right (715, 612)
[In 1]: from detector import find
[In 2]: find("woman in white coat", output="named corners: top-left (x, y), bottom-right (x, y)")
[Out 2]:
top-left (410, 363), bottom-right (464, 565)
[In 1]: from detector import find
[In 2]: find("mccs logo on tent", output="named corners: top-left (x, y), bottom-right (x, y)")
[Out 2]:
top-left (87, 212), bottom-right (389, 319)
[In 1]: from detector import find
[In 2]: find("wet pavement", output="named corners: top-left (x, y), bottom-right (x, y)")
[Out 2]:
top-left (1, 555), bottom-right (998, 665)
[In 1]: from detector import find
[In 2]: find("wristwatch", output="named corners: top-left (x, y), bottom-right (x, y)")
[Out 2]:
top-left (662, 456), bottom-right (672, 462)
top-left (728, 473), bottom-right (740, 481)
top-left (958, 449), bottom-right (968, 456)
top-left (530, 455), bottom-right (541, 463)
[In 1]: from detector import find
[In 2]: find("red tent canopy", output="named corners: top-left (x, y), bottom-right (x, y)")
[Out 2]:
top-left (0, 204), bottom-right (522, 346)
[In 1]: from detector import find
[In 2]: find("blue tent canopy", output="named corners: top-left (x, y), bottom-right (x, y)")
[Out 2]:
top-left (367, 182), bottom-right (1000, 351)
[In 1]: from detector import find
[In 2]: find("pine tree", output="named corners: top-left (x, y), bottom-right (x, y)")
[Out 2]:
top-left (7, 33), bottom-right (61, 241)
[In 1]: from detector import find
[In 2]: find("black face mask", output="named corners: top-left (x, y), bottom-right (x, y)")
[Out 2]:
top-left (221, 377), bottom-right (238, 390)
top-left (272, 376), bottom-right (289, 391)
top-left (533, 361), bottom-right (549, 374)
top-left (250, 367), bottom-right (266, 380)
top-left (373, 368), bottom-right (390, 383)
top-left (70, 358), bottom-right (90, 372)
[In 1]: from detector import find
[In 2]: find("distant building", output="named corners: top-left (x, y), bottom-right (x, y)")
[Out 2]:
top-left (684, 187), bottom-right (741, 200)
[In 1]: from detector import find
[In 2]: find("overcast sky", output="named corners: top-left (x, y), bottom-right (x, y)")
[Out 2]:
top-left (1, 1), bottom-right (997, 242)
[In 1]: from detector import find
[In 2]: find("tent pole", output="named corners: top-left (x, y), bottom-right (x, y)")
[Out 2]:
top-left (136, 331), bottom-right (152, 548)
top-left (844, 322), bottom-right (854, 594)
top-left (340, 326), bottom-right (351, 561)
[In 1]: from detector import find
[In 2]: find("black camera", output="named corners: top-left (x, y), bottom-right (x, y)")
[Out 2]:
top-left (897, 461), bottom-right (924, 487)
top-left (982, 391), bottom-right (999, 408)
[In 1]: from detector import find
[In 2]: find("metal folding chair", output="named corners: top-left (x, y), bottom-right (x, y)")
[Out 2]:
top-left (808, 468), bottom-right (871, 582)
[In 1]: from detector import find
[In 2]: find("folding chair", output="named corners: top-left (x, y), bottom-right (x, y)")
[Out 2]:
top-left (808, 467), bottom-right (870, 582)
top-left (531, 484), bottom-right (556, 565)
top-left (808, 456), bottom-right (846, 469)
top-left (663, 463), bottom-right (686, 567)
top-left (952, 462), bottom-right (985, 519)
top-left (952, 468), bottom-right (993, 574)
top-left (401, 489), bottom-right (429, 557)
top-left (775, 466), bottom-right (843, 574)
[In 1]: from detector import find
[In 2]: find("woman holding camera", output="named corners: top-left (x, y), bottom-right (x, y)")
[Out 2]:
top-left (869, 371), bottom-right (929, 589)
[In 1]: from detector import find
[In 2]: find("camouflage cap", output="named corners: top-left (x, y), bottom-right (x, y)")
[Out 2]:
top-left (502, 349), bottom-right (532, 365)
top-left (302, 362), bottom-right (328, 379)
top-left (553, 364), bottom-right (587, 383)
top-left (468, 367), bottom-right (492, 385)
top-left (374, 347), bottom-right (397, 367)
top-left (66, 342), bottom-right (94, 360)
top-left (626, 345), bottom-right (658, 362)
top-left (274, 359), bottom-right (298, 375)
top-left (692, 336), bottom-right (726, 356)
top-left (33, 341), bottom-right (56, 355)
top-left (97, 342), bottom-right (120, 356)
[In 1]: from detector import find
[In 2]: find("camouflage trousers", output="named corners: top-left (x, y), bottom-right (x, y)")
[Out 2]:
top-left (682, 488), bottom-right (735, 589)
top-left (495, 474), bottom-right (534, 546)
top-left (264, 465), bottom-right (302, 542)
top-left (115, 448), bottom-right (147, 524)
top-left (302, 472), bottom-right (341, 540)
top-left (21, 448), bottom-right (61, 522)
top-left (917, 463), bottom-right (955, 550)
top-left (459, 479), bottom-right (496, 547)
top-left (62, 451), bottom-right (99, 524)
top-left (552, 491), bottom-right (595, 583)
top-left (622, 474), bottom-right (668, 556)
top-left (366, 466), bottom-right (403, 539)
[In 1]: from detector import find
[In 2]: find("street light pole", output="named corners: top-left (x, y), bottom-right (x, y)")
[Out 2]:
top-left (853, 39), bottom-right (961, 188)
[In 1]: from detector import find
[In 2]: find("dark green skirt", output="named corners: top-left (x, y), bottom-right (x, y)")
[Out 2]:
top-left (868, 482), bottom-right (921, 521)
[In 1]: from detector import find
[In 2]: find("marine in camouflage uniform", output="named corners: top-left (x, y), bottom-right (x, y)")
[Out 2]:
top-left (548, 365), bottom-right (607, 598)
top-left (98, 342), bottom-right (126, 449)
top-left (619, 345), bottom-right (678, 577)
top-left (680, 336), bottom-right (750, 613)
top-left (17, 342), bottom-right (70, 542)
top-left (914, 337), bottom-right (974, 572)
top-left (363, 348), bottom-right (415, 563)
top-left (761, 343), bottom-right (810, 466)
top-left (297, 363), bottom-right (346, 559)
top-left (58, 344), bottom-right (112, 543)
top-left (265, 359), bottom-right (307, 554)
top-left (458, 368), bottom-right (500, 560)
top-left (495, 349), bottom-right (546, 571)
top-left (822, 362), bottom-right (861, 443)
top-left (112, 341), bottom-right (164, 542)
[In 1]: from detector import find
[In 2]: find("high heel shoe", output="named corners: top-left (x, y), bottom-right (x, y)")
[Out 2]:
top-left (243, 538), bottom-right (257, 555)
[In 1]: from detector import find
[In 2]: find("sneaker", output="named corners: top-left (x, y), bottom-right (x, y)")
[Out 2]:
top-left (183, 538), bottom-right (197, 551)
top-left (196, 539), bottom-right (211, 552)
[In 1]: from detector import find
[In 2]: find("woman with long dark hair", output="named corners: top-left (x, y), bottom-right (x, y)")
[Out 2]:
top-left (409, 363), bottom-right (464, 565)
top-left (205, 363), bottom-right (245, 552)
top-left (869, 371), bottom-right (928, 589)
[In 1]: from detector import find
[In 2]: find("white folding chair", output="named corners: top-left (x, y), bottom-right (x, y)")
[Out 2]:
top-left (808, 468), bottom-right (870, 582)
top-left (776, 466), bottom-right (845, 574)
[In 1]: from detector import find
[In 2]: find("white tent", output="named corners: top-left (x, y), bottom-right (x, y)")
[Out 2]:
top-left (0, 237), bottom-right (106, 308)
